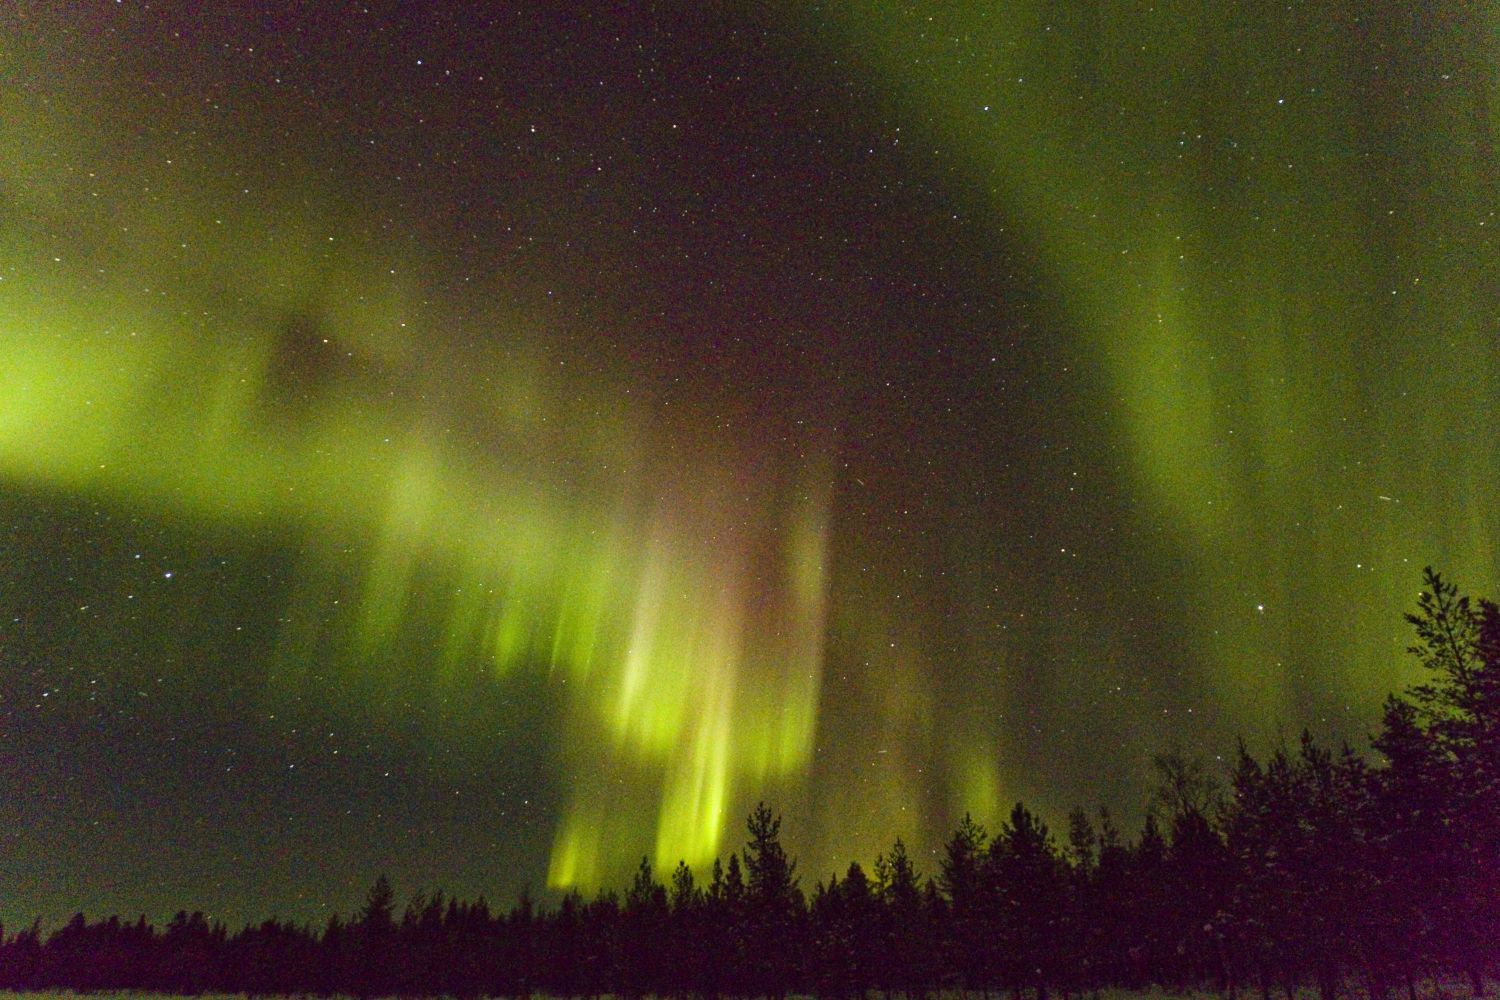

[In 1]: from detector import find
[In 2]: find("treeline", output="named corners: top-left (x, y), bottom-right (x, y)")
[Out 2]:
top-left (1, 568), bottom-right (1495, 999)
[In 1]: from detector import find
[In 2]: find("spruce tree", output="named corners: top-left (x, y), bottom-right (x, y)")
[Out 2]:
top-left (939, 812), bottom-right (988, 994)
top-left (742, 803), bottom-right (802, 1000)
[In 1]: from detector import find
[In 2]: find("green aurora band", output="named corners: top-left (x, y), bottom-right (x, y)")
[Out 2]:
top-left (0, 20), bottom-right (831, 885)
top-left (817, 1), bottom-right (1497, 826)
top-left (0, 2), bottom-right (1496, 894)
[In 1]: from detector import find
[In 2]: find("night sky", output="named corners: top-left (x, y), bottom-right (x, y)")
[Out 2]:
top-left (1, 2), bottom-right (1495, 928)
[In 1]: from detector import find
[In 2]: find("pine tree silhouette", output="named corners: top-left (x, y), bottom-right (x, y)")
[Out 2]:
top-left (742, 803), bottom-right (802, 1000)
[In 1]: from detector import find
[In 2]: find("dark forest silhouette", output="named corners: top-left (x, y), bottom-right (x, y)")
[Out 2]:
top-left (2, 568), bottom-right (1496, 998)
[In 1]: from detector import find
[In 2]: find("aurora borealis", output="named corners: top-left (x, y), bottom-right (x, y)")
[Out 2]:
top-left (1, 2), bottom-right (1495, 927)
